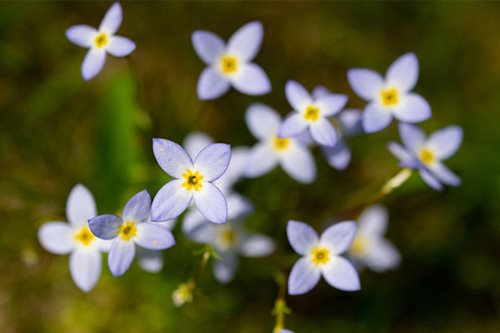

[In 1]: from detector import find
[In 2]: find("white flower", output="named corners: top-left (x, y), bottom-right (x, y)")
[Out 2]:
top-left (348, 52), bottom-right (431, 133)
top-left (38, 184), bottom-right (110, 292)
top-left (348, 205), bottom-right (400, 272)
top-left (192, 21), bottom-right (271, 100)
top-left (279, 81), bottom-right (348, 147)
top-left (287, 220), bottom-right (360, 295)
top-left (244, 103), bottom-right (316, 183)
top-left (66, 2), bottom-right (136, 80)
top-left (137, 221), bottom-right (175, 273)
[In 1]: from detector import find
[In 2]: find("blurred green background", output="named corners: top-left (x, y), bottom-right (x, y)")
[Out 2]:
top-left (0, 1), bottom-right (499, 332)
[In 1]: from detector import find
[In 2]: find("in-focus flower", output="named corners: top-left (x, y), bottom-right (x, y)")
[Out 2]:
top-left (348, 53), bottom-right (431, 133)
top-left (287, 220), bottom-right (360, 295)
top-left (151, 139), bottom-right (231, 224)
top-left (279, 81), bottom-right (348, 147)
top-left (348, 205), bottom-right (400, 272)
top-left (137, 221), bottom-right (175, 273)
top-left (244, 103), bottom-right (316, 183)
top-left (192, 21), bottom-right (271, 100)
top-left (38, 184), bottom-right (109, 292)
top-left (89, 190), bottom-right (175, 277)
top-left (183, 194), bottom-right (274, 283)
top-left (66, 2), bottom-right (136, 80)
top-left (389, 123), bottom-right (463, 191)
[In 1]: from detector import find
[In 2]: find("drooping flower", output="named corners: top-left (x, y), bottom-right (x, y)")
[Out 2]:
top-left (192, 21), bottom-right (271, 100)
top-left (388, 123), bottom-right (463, 191)
top-left (244, 103), bottom-right (316, 183)
top-left (89, 190), bottom-right (175, 277)
top-left (348, 205), bottom-right (400, 272)
top-left (348, 52), bottom-right (431, 133)
top-left (287, 220), bottom-right (360, 295)
top-left (279, 80), bottom-right (348, 147)
top-left (38, 184), bottom-right (110, 292)
top-left (183, 194), bottom-right (274, 283)
top-left (66, 2), bottom-right (136, 80)
top-left (151, 139), bottom-right (231, 224)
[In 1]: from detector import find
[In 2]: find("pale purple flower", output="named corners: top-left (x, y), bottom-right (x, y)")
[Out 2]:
top-left (66, 2), bottom-right (136, 80)
top-left (287, 220), bottom-right (360, 295)
top-left (389, 123), bottom-right (463, 191)
top-left (348, 53), bottom-right (431, 133)
top-left (137, 221), bottom-right (175, 273)
top-left (192, 21), bottom-right (271, 100)
top-left (89, 190), bottom-right (175, 277)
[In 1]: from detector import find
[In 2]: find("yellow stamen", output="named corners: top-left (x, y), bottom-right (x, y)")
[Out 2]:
top-left (419, 148), bottom-right (435, 165)
top-left (94, 32), bottom-right (109, 49)
top-left (310, 247), bottom-right (330, 266)
top-left (273, 137), bottom-right (290, 151)
top-left (182, 170), bottom-right (204, 192)
top-left (220, 56), bottom-right (238, 74)
top-left (217, 226), bottom-right (236, 250)
top-left (350, 236), bottom-right (368, 256)
top-left (74, 226), bottom-right (95, 246)
top-left (380, 88), bottom-right (399, 107)
top-left (304, 105), bottom-right (320, 122)
top-left (118, 221), bottom-right (137, 241)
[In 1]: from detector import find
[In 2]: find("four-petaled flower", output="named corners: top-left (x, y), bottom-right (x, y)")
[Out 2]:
top-left (192, 21), bottom-right (271, 100)
top-left (38, 184), bottom-right (110, 292)
top-left (389, 123), bottom-right (463, 191)
top-left (287, 220), bottom-right (360, 295)
top-left (348, 52), bottom-right (431, 133)
top-left (279, 80), bottom-right (348, 147)
top-left (66, 2), bottom-right (136, 80)
top-left (244, 103), bottom-right (316, 183)
top-left (151, 139), bottom-right (231, 224)
top-left (88, 190), bottom-right (175, 277)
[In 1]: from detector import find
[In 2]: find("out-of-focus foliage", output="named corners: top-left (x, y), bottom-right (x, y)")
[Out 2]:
top-left (0, 2), bottom-right (499, 333)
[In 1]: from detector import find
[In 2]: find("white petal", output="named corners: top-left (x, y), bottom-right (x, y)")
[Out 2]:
top-left (240, 234), bottom-right (275, 257)
top-left (38, 222), bottom-right (74, 255)
top-left (152, 138), bottom-right (193, 178)
top-left (386, 52), bottom-right (419, 92)
top-left (194, 143), bottom-right (231, 181)
top-left (197, 67), bottom-right (230, 100)
top-left (427, 126), bottom-right (463, 160)
top-left (214, 253), bottom-right (238, 283)
top-left (362, 103), bottom-right (393, 133)
top-left (280, 143), bottom-right (316, 184)
top-left (70, 249), bottom-right (101, 292)
top-left (135, 223), bottom-right (176, 250)
top-left (216, 147), bottom-right (248, 191)
top-left (322, 256), bottom-right (360, 291)
top-left (230, 63), bottom-right (271, 95)
top-left (399, 123), bottom-right (426, 154)
top-left (278, 113), bottom-right (308, 138)
top-left (347, 68), bottom-right (384, 101)
top-left (429, 163), bottom-right (461, 187)
top-left (312, 85), bottom-right (331, 100)
top-left (322, 141), bottom-right (351, 171)
top-left (182, 209), bottom-right (216, 243)
top-left (66, 25), bottom-right (96, 48)
top-left (245, 103), bottom-right (281, 140)
top-left (81, 48), bottom-right (106, 81)
top-left (358, 205), bottom-right (388, 237)
top-left (151, 180), bottom-right (193, 222)
top-left (286, 220), bottom-right (319, 256)
top-left (285, 80), bottom-right (312, 111)
top-left (310, 118), bottom-right (338, 147)
top-left (320, 221), bottom-right (356, 255)
top-left (227, 21), bottom-right (263, 62)
top-left (137, 249), bottom-right (164, 273)
top-left (419, 169), bottom-right (443, 191)
top-left (184, 132), bottom-right (214, 158)
top-left (106, 36), bottom-right (135, 57)
top-left (339, 109), bottom-right (363, 136)
top-left (316, 94), bottom-right (348, 117)
top-left (66, 184), bottom-right (96, 227)
top-left (193, 183), bottom-right (228, 224)
top-left (122, 190), bottom-right (151, 223)
top-left (99, 2), bottom-right (122, 35)
top-left (227, 193), bottom-right (253, 220)
top-left (108, 239), bottom-right (135, 277)
top-left (192, 30), bottom-right (225, 65)
top-left (243, 143), bottom-right (278, 178)
top-left (393, 93), bottom-right (431, 123)
top-left (288, 257), bottom-right (321, 295)
top-left (364, 240), bottom-right (401, 272)
top-left (88, 214), bottom-right (122, 240)
top-left (388, 142), bottom-right (412, 163)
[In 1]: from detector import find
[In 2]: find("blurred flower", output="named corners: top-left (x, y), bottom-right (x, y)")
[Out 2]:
top-left (183, 194), bottom-right (274, 283)
top-left (279, 80), bottom-right (348, 147)
top-left (348, 205), bottom-right (400, 272)
top-left (348, 52), bottom-right (431, 133)
top-left (192, 21), bottom-right (271, 100)
top-left (89, 190), bottom-right (175, 277)
top-left (66, 2), bottom-right (136, 80)
top-left (244, 103), bottom-right (316, 183)
top-left (172, 283), bottom-right (194, 307)
top-left (277, 330), bottom-right (294, 333)
top-left (389, 123), bottom-right (463, 191)
top-left (151, 139), bottom-right (231, 224)
top-left (286, 220), bottom-right (360, 295)
top-left (137, 221), bottom-right (175, 273)
top-left (38, 184), bottom-right (110, 292)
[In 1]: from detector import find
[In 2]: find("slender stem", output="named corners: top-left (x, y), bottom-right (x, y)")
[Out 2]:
top-left (272, 272), bottom-right (291, 333)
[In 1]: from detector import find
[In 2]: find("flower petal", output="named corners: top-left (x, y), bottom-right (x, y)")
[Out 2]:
top-left (137, 249), bottom-right (164, 273)
top-left (66, 184), bottom-right (97, 227)
top-left (316, 94), bottom-right (348, 117)
top-left (184, 132), bottom-right (214, 158)
top-left (362, 103), bottom-right (393, 133)
top-left (347, 68), bottom-right (384, 101)
top-left (193, 183), bottom-right (228, 224)
top-left (81, 48), bottom-right (106, 81)
top-left (240, 234), bottom-right (275, 257)
top-left (310, 118), bottom-right (338, 147)
top-left (197, 67), bottom-right (230, 100)
top-left (288, 257), bottom-right (321, 295)
top-left (419, 169), bottom-right (443, 191)
top-left (393, 93), bottom-right (431, 123)
top-left (66, 25), bottom-right (96, 48)
top-left (214, 252), bottom-right (238, 283)
top-left (322, 256), bottom-right (360, 291)
top-left (388, 142), bottom-right (412, 163)
top-left (278, 113), bottom-right (308, 138)
top-left (320, 221), bottom-right (356, 255)
top-left (429, 163), bottom-right (461, 187)
top-left (399, 123), bottom-right (426, 154)
top-left (243, 143), bottom-right (278, 178)
top-left (286, 220), bottom-right (319, 256)
top-left (227, 193), bottom-right (253, 220)
top-left (38, 222), bottom-right (74, 254)
top-left (230, 63), bottom-right (271, 95)
top-left (358, 205), bottom-right (388, 237)
top-left (246, 103), bottom-right (282, 140)
top-left (108, 239), bottom-right (135, 277)
top-left (312, 85), bottom-right (331, 100)
top-left (192, 30), bottom-right (225, 65)
top-left (364, 240), bottom-right (401, 272)
top-left (285, 80), bottom-right (312, 111)
top-left (152, 138), bottom-right (193, 178)
top-left (386, 52), bottom-right (419, 92)
top-left (227, 21), bottom-right (263, 62)
top-left (182, 209), bottom-right (216, 243)
top-left (88, 214), bottom-right (122, 240)
top-left (99, 2), bottom-right (122, 35)
top-left (194, 143), bottom-right (231, 181)
top-left (106, 36), bottom-right (135, 57)
top-left (216, 147), bottom-right (248, 191)
top-left (70, 249), bottom-right (101, 292)
top-left (339, 109), bottom-right (363, 136)
top-left (135, 223), bottom-right (176, 250)
top-left (426, 125), bottom-right (463, 160)
top-left (151, 180), bottom-right (193, 222)
top-left (280, 142), bottom-right (316, 184)
top-left (122, 190), bottom-right (151, 223)
top-left (322, 141), bottom-right (351, 171)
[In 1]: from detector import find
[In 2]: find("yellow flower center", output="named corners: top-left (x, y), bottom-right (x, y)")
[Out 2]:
top-left (419, 148), bottom-right (435, 165)
top-left (350, 236), bottom-right (368, 256)
top-left (217, 226), bottom-right (236, 250)
top-left (94, 32), bottom-right (109, 49)
top-left (182, 170), bottom-right (204, 192)
top-left (273, 137), bottom-right (290, 151)
top-left (74, 226), bottom-right (95, 247)
top-left (118, 221), bottom-right (137, 241)
top-left (220, 56), bottom-right (238, 74)
top-left (310, 247), bottom-right (330, 266)
top-left (304, 105), bottom-right (320, 122)
top-left (380, 88), bottom-right (399, 107)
